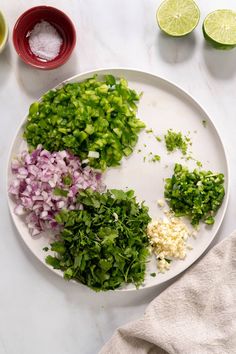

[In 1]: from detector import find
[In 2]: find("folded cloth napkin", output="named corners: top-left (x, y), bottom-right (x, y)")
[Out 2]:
top-left (99, 230), bottom-right (236, 354)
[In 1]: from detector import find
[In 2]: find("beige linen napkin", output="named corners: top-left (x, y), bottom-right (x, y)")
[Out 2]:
top-left (99, 231), bottom-right (236, 354)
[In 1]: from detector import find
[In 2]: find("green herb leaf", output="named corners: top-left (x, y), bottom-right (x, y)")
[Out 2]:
top-left (62, 174), bottom-right (72, 186)
top-left (45, 189), bottom-right (151, 291)
top-left (53, 187), bottom-right (68, 197)
top-left (45, 255), bottom-right (61, 269)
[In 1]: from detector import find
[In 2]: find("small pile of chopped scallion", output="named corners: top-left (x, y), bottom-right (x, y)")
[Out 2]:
top-left (164, 163), bottom-right (225, 226)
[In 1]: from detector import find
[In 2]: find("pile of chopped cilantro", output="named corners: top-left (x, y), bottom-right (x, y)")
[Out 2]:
top-left (164, 129), bottom-right (190, 155)
top-left (164, 163), bottom-right (225, 226)
top-left (24, 75), bottom-right (145, 171)
top-left (45, 189), bottom-right (151, 291)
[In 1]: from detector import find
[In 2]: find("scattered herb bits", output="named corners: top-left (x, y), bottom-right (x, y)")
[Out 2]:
top-left (145, 129), bottom-right (153, 134)
top-left (155, 136), bottom-right (162, 142)
top-left (151, 154), bottom-right (161, 162)
top-left (196, 161), bottom-right (202, 167)
top-left (46, 188), bottom-right (151, 291)
top-left (164, 163), bottom-right (225, 226)
top-left (24, 75), bottom-right (145, 171)
top-left (164, 129), bottom-right (191, 155)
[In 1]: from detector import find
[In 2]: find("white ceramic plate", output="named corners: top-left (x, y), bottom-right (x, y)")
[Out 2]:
top-left (7, 68), bottom-right (229, 291)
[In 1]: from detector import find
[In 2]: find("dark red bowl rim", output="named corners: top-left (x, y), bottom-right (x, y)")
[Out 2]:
top-left (13, 5), bottom-right (76, 70)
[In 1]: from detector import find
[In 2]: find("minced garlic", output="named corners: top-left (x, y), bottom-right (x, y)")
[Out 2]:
top-left (147, 215), bottom-right (191, 273)
top-left (157, 199), bottom-right (165, 208)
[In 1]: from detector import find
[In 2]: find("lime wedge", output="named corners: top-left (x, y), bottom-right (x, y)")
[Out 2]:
top-left (203, 10), bottom-right (236, 50)
top-left (156, 0), bottom-right (200, 37)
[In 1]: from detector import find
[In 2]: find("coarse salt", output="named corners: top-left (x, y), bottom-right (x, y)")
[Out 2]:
top-left (28, 20), bottom-right (63, 61)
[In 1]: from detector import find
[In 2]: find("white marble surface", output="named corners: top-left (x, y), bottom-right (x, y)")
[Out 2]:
top-left (1, 1), bottom-right (236, 353)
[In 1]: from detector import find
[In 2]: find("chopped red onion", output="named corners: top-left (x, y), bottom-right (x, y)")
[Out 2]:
top-left (9, 145), bottom-right (105, 237)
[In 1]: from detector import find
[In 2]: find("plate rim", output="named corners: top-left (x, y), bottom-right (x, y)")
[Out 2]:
top-left (6, 67), bottom-right (230, 291)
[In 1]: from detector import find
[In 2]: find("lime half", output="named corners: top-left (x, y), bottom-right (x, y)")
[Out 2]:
top-left (156, 0), bottom-right (200, 37)
top-left (203, 10), bottom-right (236, 50)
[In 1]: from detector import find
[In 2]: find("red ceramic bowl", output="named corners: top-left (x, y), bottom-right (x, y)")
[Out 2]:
top-left (13, 6), bottom-right (76, 70)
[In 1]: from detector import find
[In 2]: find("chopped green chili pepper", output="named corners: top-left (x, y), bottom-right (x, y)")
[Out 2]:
top-left (24, 75), bottom-right (145, 171)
